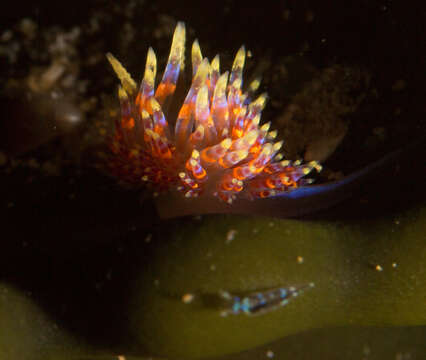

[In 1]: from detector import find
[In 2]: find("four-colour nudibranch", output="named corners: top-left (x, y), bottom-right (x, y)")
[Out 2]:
top-left (106, 22), bottom-right (321, 209)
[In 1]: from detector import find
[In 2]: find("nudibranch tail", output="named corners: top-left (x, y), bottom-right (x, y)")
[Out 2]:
top-left (105, 21), bottom-right (321, 204)
top-left (219, 283), bottom-right (315, 317)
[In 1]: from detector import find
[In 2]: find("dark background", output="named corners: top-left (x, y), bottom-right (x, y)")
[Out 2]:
top-left (0, 0), bottom-right (425, 358)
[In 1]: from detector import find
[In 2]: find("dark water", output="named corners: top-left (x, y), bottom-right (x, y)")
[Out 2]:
top-left (0, 1), bottom-right (425, 359)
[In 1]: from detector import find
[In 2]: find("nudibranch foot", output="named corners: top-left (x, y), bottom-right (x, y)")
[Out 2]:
top-left (105, 21), bottom-right (321, 207)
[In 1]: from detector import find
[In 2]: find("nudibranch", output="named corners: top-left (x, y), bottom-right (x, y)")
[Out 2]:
top-left (106, 22), bottom-right (321, 212)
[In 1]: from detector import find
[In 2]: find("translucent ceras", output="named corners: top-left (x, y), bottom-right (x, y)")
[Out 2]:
top-left (106, 22), bottom-right (321, 207)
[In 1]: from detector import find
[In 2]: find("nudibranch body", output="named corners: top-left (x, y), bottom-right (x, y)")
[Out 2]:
top-left (106, 22), bottom-right (321, 204)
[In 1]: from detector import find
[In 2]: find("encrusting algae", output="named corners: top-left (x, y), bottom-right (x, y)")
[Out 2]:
top-left (105, 22), bottom-right (321, 204)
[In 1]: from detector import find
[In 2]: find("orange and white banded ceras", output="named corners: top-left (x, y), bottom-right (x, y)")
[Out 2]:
top-left (106, 22), bottom-right (321, 204)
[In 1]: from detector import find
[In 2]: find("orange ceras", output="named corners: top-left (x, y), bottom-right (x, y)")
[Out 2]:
top-left (106, 22), bottom-right (322, 204)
